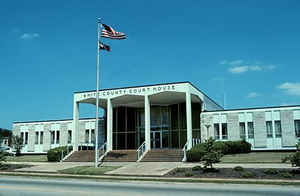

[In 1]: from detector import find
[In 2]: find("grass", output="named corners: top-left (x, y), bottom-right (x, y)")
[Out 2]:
top-left (6, 155), bottom-right (48, 162)
top-left (59, 166), bottom-right (120, 175)
top-left (221, 152), bottom-right (294, 163)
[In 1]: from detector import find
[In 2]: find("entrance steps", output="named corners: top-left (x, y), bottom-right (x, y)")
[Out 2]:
top-left (141, 149), bottom-right (183, 162)
top-left (102, 150), bottom-right (137, 162)
top-left (63, 150), bottom-right (101, 162)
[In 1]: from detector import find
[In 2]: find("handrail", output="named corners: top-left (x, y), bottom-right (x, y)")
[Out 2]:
top-left (136, 141), bottom-right (146, 162)
top-left (60, 145), bottom-right (74, 162)
top-left (182, 142), bottom-right (188, 162)
top-left (98, 142), bottom-right (108, 165)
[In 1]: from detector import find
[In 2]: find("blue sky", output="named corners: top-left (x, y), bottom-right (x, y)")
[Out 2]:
top-left (1, 0), bottom-right (300, 129)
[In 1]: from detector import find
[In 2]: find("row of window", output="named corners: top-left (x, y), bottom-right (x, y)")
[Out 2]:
top-left (214, 120), bottom-right (300, 140)
top-left (50, 130), bottom-right (72, 144)
top-left (21, 130), bottom-right (73, 145)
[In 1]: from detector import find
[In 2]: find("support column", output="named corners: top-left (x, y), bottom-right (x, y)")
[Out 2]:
top-left (186, 91), bottom-right (193, 150)
top-left (145, 95), bottom-right (151, 151)
top-left (107, 98), bottom-right (113, 151)
top-left (73, 101), bottom-right (79, 151)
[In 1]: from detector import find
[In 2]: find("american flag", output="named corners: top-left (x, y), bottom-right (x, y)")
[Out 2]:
top-left (99, 42), bottom-right (110, 51)
top-left (101, 24), bottom-right (126, 40)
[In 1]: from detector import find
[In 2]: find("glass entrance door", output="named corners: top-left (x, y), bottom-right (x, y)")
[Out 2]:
top-left (151, 131), bottom-right (161, 149)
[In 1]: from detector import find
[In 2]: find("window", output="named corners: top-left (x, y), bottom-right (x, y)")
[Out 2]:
top-left (25, 132), bottom-right (28, 144)
top-left (40, 131), bottom-right (43, 144)
top-left (85, 129), bottom-right (89, 143)
top-left (35, 132), bottom-right (39, 144)
top-left (295, 120), bottom-right (300, 137)
top-left (68, 130), bottom-right (72, 144)
top-left (56, 131), bottom-right (60, 144)
top-left (275, 121), bottom-right (282, 138)
top-left (51, 131), bottom-right (55, 144)
top-left (239, 122), bottom-right (246, 139)
top-left (266, 121), bottom-right (273, 138)
top-left (21, 132), bottom-right (24, 144)
top-left (91, 129), bottom-right (95, 143)
top-left (247, 122), bottom-right (254, 138)
top-left (222, 123), bottom-right (228, 140)
top-left (214, 124), bottom-right (220, 140)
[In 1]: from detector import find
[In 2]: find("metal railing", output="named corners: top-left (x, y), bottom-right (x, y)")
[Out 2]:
top-left (136, 141), bottom-right (146, 162)
top-left (60, 145), bottom-right (74, 162)
top-left (98, 142), bottom-right (108, 165)
top-left (182, 142), bottom-right (188, 162)
top-left (192, 138), bottom-right (201, 146)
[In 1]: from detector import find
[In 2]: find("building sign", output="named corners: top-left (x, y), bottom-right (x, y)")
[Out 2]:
top-left (81, 84), bottom-right (177, 99)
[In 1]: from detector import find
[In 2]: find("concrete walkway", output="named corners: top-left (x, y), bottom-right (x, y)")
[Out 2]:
top-left (11, 161), bottom-right (293, 176)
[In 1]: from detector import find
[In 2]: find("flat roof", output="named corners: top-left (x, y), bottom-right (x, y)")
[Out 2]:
top-left (14, 117), bottom-right (104, 124)
top-left (74, 81), bottom-right (224, 110)
top-left (203, 104), bottom-right (300, 113)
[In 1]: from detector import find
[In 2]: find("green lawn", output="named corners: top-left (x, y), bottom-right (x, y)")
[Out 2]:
top-left (221, 152), bottom-right (294, 163)
top-left (6, 155), bottom-right (48, 162)
top-left (59, 166), bottom-right (120, 175)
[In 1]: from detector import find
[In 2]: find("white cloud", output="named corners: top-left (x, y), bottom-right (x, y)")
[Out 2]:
top-left (223, 60), bottom-right (276, 74)
top-left (20, 33), bottom-right (40, 40)
top-left (277, 82), bottom-right (300, 96)
top-left (228, 66), bottom-right (249, 74)
top-left (247, 92), bottom-right (260, 98)
top-left (229, 60), bottom-right (243, 66)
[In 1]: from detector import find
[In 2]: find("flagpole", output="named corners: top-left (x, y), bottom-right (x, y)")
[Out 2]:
top-left (95, 18), bottom-right (101, 168)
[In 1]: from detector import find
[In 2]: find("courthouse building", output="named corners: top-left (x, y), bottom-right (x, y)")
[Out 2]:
top-left (13, 82), bottom-right (300, 160)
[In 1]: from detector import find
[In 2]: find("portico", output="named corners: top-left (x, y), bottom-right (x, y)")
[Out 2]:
top-left (73, 82), bottom-right (223, 153)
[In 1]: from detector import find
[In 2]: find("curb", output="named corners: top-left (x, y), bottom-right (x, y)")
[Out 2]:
top-left (1, 171), bottom-right (300, 185)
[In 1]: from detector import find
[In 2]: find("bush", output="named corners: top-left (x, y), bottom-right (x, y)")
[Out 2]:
top-left (241, 171), bottom-right (254, 178)
top-left (184, 172), bottom-right (194, 177)
top-left (187, 140), bottom-right (251, 162)
top-left (233, 166), bottom-right (244, 172)
top-left (192, 165), bottom-right (202, 171)
top-left (279, 172), bottom-right (293, 178)
top-left (263, 168), bottom-right (278, 175)
top-left (187, 144), bottom-right (206, 162)
top-left (0, 149), bottom-right (6, 167)
top-left (282, 151), bottom-right (300, 168)
top-left (47, 146), bottom-right (73, 162)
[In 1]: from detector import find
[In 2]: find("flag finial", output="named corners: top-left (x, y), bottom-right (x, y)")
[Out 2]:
top-left (97, 18), bottom-right (102, 24)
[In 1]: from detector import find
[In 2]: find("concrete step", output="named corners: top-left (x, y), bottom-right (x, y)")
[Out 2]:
top-left (64, 150), bottom-right (102, 162)
top-left (141, 149), bottom-right (183, 162)
top-left (103, 150), bottom-right (137, 162)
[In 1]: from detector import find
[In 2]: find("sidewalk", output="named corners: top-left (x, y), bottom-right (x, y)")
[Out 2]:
top-left (10, 161), bottom-right (293, 176)
top-left (1, 171), bottom-right (300, 186)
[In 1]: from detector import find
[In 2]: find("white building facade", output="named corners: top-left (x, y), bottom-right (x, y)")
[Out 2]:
top-left (12, 82), bottom-right (300, 154)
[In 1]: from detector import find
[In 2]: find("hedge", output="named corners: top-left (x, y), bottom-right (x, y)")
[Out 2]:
top-left (187, 140), bottom-right (251, 162)
top-left (47, 146), bottom-right (73, 162)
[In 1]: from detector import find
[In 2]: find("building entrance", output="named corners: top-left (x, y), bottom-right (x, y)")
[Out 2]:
top-left (151, 131), bottom-right (161, 149)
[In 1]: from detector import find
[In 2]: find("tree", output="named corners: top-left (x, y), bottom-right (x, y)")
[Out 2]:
top-left (11, 135), bottom-right (23, 156)
top-left (200, 137), bottom-right (223, 169)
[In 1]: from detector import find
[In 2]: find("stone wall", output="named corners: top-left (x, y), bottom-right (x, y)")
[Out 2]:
top-left (281, 110), bottom-right (296, 147)
top-left (253, 111), bottom-right (267, 148)
top-left (43, 124), bottom-right (51, 152)
top-left (227, 113), bottom-right (240, 141)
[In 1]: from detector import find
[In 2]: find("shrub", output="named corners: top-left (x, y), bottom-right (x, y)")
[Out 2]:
top-left (47, 146), bottom-right (73, 162)
top-left (213, 141), bottom-right (229, 154)
top-left (279, 172), bottom-right (293, 178)
top-left (233, 166), bottom-right (244, 172)
top-left (290, 169), bottom-right (300, 175)
top-left (263, 168), bottom-right (278, 175)
top-left (282, 151), bottom-right (300, 168)
top-left (192, 165), bottom-right (202, 171)
top-left (225, 140), bottom-right (251, 154)
top-left (199, 138), bottom-right (223, 169)
top-left (184, 172), bottom-right (194, 177)
top-left (0, 149), bottom-right (6, 167)
top-left (187, 144), bottom-right (206, 162)
top-left (175, 168), bottom-right (186, 173)
top-left (241, 171), bottom-right (254, 178)
top-left (187, 140), bottom-right (251, 162)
